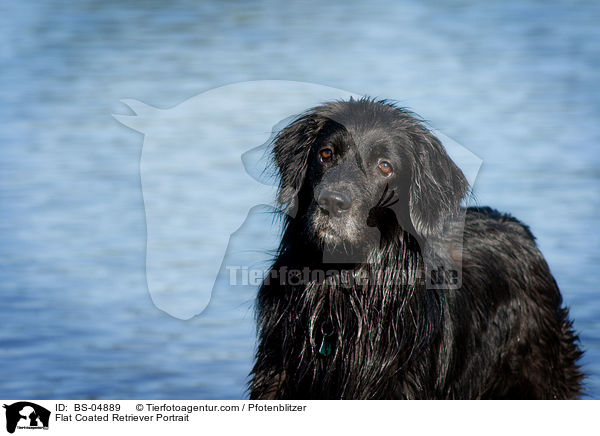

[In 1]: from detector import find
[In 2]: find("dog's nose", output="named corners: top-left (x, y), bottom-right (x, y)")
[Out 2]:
top-left (317, 190), bottom-right (352, 215)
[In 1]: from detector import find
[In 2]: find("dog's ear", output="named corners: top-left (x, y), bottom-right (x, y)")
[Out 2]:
top-left (407, 129), bottom-right (469, 236)
top-left (273, 113), bottom-right (324, 212)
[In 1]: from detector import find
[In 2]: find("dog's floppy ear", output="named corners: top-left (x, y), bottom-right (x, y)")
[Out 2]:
top-left (407, 129), bottom-right (469, 236)
top-left (273, 113), bottom-right (324, 211)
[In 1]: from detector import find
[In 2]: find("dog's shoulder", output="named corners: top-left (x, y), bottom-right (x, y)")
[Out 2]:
top-left (460, 206), bottom-right (546, 276)
top-left (463, 206), bottom-right (536, 242)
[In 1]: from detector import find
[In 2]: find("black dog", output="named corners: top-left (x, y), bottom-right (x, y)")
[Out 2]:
top-left (249, 98), bottom-right (583, 399)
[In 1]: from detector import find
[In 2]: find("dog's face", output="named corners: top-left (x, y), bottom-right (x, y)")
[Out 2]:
top-left (306, 124), bottom-right (407, 247)
top-left (274, 98), bottom-right (468, 254)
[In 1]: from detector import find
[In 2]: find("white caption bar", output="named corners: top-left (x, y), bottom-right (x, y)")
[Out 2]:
top-left (0, 400), bottom-right (595, 436)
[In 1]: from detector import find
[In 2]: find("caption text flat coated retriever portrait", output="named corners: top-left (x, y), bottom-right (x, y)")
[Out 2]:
top-left (248, 98), bottom-right (583, 400)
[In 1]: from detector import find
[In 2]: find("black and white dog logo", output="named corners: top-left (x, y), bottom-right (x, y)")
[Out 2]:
top-left (3, 402), bottom-right (50, 434)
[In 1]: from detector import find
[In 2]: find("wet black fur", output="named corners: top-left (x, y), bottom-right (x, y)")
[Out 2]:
top-left (249, 98), bottom-right (583, 399)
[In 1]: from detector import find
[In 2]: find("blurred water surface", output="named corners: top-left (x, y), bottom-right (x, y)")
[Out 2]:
top-left (0, 0), bottom-right (598, 399)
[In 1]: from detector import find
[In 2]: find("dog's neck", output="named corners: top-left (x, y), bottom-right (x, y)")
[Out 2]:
top-left (257, 222), bottom-right (444, 399)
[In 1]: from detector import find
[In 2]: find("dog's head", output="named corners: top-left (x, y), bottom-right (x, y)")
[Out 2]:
top-left (274, 98), bottom-right (469, 254)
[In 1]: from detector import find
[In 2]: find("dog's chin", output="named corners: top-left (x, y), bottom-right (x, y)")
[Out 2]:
top-left (315, 223), bottom-right (353, 246)
top-left (310, 210), bottom-right (381, 263)
top-left (311, 210), bottom-right (358, 244)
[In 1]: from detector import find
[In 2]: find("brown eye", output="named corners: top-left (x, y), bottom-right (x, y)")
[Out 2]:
top-left (319, 148), bottom-right (334, 162)
top-left (378, 160), bottom-right (393, 177)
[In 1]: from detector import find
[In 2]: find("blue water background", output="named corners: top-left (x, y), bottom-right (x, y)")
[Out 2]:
top-left (0, 0), bottom-right (598, 399)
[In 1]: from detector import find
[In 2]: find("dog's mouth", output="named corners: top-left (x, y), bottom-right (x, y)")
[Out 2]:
top-left (315, 218), bottom-right (348, 244)
top-left (310, 204), bottom-right (383, 261)
top-left (310, 200), bottom-right (354, 232)
top-left (312, 208), bottom-right (352, 242)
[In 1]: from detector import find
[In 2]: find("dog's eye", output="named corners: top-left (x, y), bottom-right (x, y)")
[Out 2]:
top-left (319, 148), bottom-right (334, 163)
top-left (378, 160), bottom-right (393, 177)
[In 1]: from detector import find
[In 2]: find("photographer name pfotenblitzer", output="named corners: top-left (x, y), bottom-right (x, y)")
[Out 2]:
top-left (53, 402), bottom-right (307, 423)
